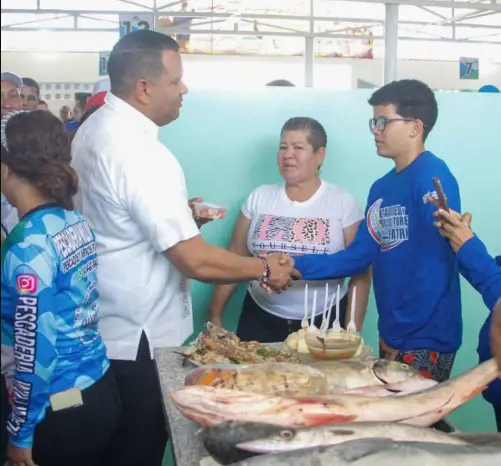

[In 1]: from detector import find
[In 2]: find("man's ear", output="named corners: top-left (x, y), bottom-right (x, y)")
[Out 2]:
top-left (1, 162), bottom-right (9, 182)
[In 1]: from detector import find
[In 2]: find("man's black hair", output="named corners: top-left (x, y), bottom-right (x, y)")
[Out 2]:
top-left (108, 30), bottom-right (180, 98)
top-left (368, 79), bottom-right (438, 140)
top-left (267, 79), bottom-right (295, 87)
top-left (21, 77), bottom-right (40, 97)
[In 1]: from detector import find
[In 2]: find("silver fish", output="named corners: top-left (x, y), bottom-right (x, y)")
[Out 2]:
top-left (236, 421), bottom-right (468, 454)
top-left (231, 438), bottom-right (501, 465)
top-left (202, 422), bottom-right (280, 465)
top-left (451, 431), bottom-right (501, 447)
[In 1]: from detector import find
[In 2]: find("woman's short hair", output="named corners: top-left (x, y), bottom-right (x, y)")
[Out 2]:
top-left (281, 117), bottom-right (327, 152)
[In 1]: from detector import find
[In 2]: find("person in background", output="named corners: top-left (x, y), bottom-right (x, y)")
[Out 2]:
top-left (433, 207), bottom-right (501, 431)
top-left (73, 93), bottom-right (90, 122)
top-left (208, 117), bottom-right (371, 342)
top-left (59, 104), bottom-right (79, 135)
top-left (291, 79), bottom-right (462, 383)
top-left (1, 110), bottom-right (121, 466)
top-left (1, 72), bottom-right (23, 117)
top-left (78, 105), bottom-right (102, 129)
top-left (71, 80), bottom-right (110, 138)
top-left (59, 105), bottom-right (73, 123)
top-left (21, 77), bottom-right (40, 111)
top-left (38, 99), bottom-right (49, 111)
top-left (266, 79), bottom-right (295, 87)
top-left (173, 1), bottom-right (194, 53)
top-left (72, 30), bottom-right (294, 466)
top-left (1, 73), bottom-right (22, 235)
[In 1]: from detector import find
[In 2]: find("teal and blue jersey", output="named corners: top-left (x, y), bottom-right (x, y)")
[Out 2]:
top-left (1, 204), bottom-right (109, 448)
top-left (294, 151), bottom-right (462, 353)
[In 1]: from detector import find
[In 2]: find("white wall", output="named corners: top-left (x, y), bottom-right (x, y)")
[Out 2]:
top-left (2, 51), bottom-right (500, 112)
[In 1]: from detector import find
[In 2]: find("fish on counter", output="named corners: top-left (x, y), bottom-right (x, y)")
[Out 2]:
top-left (185, 363), bottom-right (329, 397)
top-left (185, 358), bottom-right (428, 398)
top-left (235, 421), bottom-right (469, 454)
top-left (400, 357), bottom-right (497, 427)
top-left (202, 422), bottom-right (281, 465)
top-left (450, 431), bottom-right (501, 447)
top-left (230, 438), bottom-right (501, 466)
top-left (343, 378), bottom-right (438, 397)
top-left (202, 421), bottom-right (470, 464)
top-left (171, 359), bottom-right (498, 428)
top-left (181, 323), bottom-right (301, 365)
top-left (311, 358), bottom-right (426, 391)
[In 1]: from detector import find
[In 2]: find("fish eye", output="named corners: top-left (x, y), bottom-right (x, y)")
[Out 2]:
top-left (279, 430), bottom-right (295, 440)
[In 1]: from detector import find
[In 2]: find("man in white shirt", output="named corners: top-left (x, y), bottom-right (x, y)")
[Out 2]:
top-left (72, 30), bottom-right (294, 466)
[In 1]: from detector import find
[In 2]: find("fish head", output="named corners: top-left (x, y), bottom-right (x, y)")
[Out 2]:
top-left (184, 366), bottom-right (233, 387)
top-left (203, 422), bottom-right (283, 464)
top-left (372, 359), bottom-right (423, 384)
top-left (237, 426), bottom-right (359, 454)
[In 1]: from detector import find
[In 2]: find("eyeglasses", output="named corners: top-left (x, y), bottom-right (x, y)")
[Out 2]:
top-left (369, 116), bottom-right (417, 133)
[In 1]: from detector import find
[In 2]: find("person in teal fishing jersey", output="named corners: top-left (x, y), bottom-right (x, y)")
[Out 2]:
top-left (292, 79), bottom-right (462, 382)
top-left (1, 110), bottom-right (121, 466)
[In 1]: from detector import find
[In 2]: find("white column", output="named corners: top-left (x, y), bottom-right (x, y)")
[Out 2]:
top-left (383, 3), bottom-right (399, 84)
top-left (304, 0), bottom-right (314, 88)
top-left (304, 37), bottom-right (314, 87)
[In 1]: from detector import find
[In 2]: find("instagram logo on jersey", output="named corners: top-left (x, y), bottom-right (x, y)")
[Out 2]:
top-left (16, 274), bottom-right (38, 294)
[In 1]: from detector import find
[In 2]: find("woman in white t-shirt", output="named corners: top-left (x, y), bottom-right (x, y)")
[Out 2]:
top-left (208, 117), bottom-right (372, 343)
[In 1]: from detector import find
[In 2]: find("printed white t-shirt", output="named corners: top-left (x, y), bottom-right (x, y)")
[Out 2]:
top-left (242, 181), bottom-right (364, 320)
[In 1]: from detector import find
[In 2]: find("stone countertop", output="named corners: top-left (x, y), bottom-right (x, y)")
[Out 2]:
top-left (155, 346), bottom-right (208, 466)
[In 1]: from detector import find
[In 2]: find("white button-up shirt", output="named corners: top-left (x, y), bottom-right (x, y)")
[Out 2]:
top-left (72, 93), bottom-right (199, 361)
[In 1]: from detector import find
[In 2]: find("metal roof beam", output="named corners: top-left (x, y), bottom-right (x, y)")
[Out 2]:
top-left (338, 0), bottom-right (500, 11)
top-left (2, 13), bottom-right (499, 31)
top-left (1, 14), bottom-right (71, 28)
top-left (416, 6), bottom-right (448, 20)
top-left (2, 26), bottom-right (498, 45)
top-left (118, 0), bottom-right (154, 10)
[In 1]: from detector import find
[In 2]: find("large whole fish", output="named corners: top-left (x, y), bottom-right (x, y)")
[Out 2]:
top-left (231, 438), bottom-right (501, 466)
top-left (185, 359), bottom-right (427, 398)
top-left (170, 359), bottom-right (497, 428)
top-left (235, 421), bottom-right (469, 454)
top-left (202, 421), bottom-right (470, 464)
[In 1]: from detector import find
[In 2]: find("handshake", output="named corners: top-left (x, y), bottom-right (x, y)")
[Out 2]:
top-left (260, 253), bottom-right (302, 294)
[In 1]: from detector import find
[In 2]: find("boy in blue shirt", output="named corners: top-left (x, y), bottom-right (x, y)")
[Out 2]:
top-left (293, 79), bottom-right (462, 382)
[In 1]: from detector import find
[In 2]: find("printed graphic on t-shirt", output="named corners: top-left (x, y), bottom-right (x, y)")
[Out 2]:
top-left (251, 214), bottom-right (330, 255)
top-left (367, 198), bottom-right (409, 252)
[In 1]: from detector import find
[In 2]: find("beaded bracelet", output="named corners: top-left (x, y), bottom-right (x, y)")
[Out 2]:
top-left (257, 256), bottom-right (270, 284)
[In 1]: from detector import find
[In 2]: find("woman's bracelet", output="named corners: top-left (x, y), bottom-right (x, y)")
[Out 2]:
top-left (256, 256), bottom-right (270, 284)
